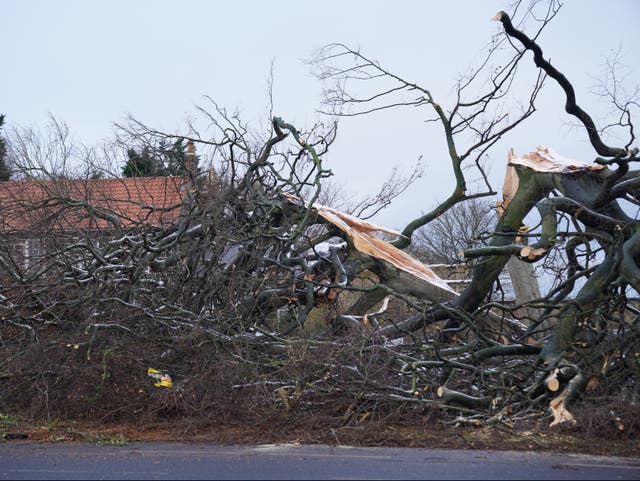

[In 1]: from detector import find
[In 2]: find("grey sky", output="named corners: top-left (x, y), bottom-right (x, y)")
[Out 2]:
top-left (3, 0), bottom-right (640, 229)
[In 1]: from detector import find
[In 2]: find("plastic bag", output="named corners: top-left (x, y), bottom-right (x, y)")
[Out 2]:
top-left (147, 367), bottom-right (173, 388)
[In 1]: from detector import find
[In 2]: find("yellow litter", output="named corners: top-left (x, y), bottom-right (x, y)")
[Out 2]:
top-left (147, 367), bottom-right (173, 388)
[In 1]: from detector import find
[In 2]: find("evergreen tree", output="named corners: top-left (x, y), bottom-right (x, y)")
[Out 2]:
top-left (122, 147), bottom-right (159, 177)
top-left (0, 114), bottom-right (11, 181)
top-left (121, 140), bottom-right (192, 178)
top-left (162, 138), bottom-right (186, 176)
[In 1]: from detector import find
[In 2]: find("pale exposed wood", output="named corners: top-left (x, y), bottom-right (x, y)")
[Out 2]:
top-left (499, 149), bottom-right (544, 323)
top-left (529, 247), bottom-right (546, 259)
top-left (615, 417), bottom-right (625, 431)
top-left (520, 246), bottom-right (546, 260)
top-left (496, 148), bottom-right (520, 216)
top-left (546, 373), bottom-right (560, 392)
top-left (586, 376), bottom-right (600, 391)
top-left (277, 388), bottom-right (291, 411)
top-left (284, 194), bottom-right (458, 300)
top-left (549, 387), bottom-right (576, 427)
top-left (362, 295), bottom-right (390, 326)
top-left (437, 386), bottom-right (493, 409)
top-left (508, 146), bottom-right (605, 174)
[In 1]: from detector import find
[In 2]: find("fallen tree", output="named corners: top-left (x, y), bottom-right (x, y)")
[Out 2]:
top-left (0, 1), bottom-right (637, 433)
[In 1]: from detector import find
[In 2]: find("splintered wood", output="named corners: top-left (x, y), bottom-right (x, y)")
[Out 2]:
top-left (496, 151), bottom-right (520, 217)
top-left (549, 387), bottom-right (576, 427)
top-left (284, 194), bottom-right (458, 300)
top-left (498, 146), bottom-right (605, 216)
top-left (508, 146), bottom-right (605, 174)
top-left (520, 245), bottom-right (547, 260)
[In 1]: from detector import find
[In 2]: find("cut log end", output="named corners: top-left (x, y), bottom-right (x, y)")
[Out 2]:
top-left (519, 245), bottom-right (547, 261)
top-left (546, 375), bottom-right (560, 392)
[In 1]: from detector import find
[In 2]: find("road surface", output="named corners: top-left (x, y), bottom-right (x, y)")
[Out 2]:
top-left (1, 442), bottom-right (639, 480)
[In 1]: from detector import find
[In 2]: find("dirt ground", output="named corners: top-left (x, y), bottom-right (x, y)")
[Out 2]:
top-left (2, 326), bottom-right (638, 458)
top-left (2, 414), bottom-right (639, 459)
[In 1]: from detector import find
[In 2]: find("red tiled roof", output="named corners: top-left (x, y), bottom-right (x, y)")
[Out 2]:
top-left (0, 176), bottom-right (185, 233)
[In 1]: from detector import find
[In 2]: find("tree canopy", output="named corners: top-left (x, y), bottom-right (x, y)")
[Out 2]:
top-left (121, 139), bottom-right (190, 177)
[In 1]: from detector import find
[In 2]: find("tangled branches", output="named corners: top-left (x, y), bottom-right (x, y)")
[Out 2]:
top-left (1, 1), bottom-right (638, 434)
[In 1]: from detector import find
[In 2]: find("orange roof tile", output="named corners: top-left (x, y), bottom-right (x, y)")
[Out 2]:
top-left (0, 177), bottom-right (185, 233)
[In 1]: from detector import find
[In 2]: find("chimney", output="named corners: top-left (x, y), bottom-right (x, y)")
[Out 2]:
top-left (184, 140), bottom-right (198, 180)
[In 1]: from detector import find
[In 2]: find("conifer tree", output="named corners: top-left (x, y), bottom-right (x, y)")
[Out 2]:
top-left (0, 115), bottom-right (11, 181)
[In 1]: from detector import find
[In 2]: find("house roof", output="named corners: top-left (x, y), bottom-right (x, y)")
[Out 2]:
top-left (0, 176), bottom-right (185, 233)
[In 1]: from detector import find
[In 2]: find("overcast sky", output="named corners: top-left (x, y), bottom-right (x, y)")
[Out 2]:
top-left (3, 0), bottom-right (640, 229)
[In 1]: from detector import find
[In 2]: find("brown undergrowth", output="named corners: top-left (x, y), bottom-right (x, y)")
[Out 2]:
top-left (1, 324), bottom-right (638, 457)
top-left (2, 413), bottom-right (639, 458)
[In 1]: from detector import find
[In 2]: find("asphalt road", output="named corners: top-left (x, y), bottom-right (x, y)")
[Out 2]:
top-left (1, 442), bottom-right (639, 480)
